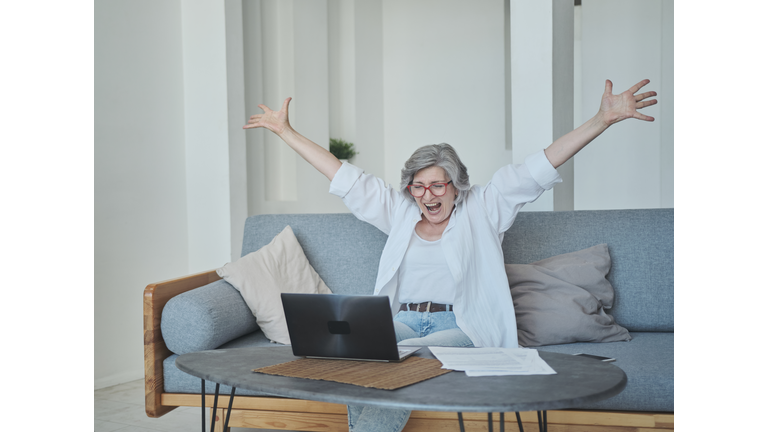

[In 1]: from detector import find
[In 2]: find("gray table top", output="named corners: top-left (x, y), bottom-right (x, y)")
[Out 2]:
top-left (176, 346), bottom-right (627, 412)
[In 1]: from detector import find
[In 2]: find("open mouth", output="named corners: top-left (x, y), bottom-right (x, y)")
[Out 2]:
top-left (424, 202), bottom-right (442, 214)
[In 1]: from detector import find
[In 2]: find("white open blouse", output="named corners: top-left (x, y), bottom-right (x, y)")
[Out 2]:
top-left (328, 150), bottom-right (561, 348)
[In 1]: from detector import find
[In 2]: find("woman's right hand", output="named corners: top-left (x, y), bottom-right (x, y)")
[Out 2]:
top-left (243, 97), bottom-right (292, 135)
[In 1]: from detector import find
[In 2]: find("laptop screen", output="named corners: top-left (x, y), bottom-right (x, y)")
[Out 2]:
top-left (282, 293), bottom-right (402, 361)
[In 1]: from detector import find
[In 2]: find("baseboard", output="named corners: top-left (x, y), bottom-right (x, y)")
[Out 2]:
top-left (95, 369), bottom-right (144, 390)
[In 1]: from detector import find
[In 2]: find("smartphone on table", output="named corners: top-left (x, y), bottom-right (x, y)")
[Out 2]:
top-left (573, 353), bottom-right (615, 362)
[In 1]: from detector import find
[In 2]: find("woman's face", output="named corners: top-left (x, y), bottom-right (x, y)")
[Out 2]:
top-left (411, 166), bottom-right (457, 226)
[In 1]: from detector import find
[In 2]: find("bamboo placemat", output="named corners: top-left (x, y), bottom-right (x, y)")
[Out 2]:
top-left (252, 356), bottom-right (452, 390)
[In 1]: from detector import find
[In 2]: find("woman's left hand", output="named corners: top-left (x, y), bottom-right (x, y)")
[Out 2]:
top-left (597, 79), bottom-right (658, 126)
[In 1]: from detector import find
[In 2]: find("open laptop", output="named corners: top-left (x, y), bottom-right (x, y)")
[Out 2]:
top-left (281, 293), bottom-right (421, 362)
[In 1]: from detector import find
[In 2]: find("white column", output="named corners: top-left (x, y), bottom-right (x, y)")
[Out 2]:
top-left (243, 0), bottom-right (266, 216)
top-left (328, 0), bottom-right (357, 144)
top-left (353, 0), bottom-right (386, 180)
top-left (293, 0), bottom-right (335, 210)
top-left (261, 0), bottom-right (298, 202)
top-left (225, 0), bottom-right (249, 259)
top-left (552, 0), bottom-right (575, 211)
top-left (329, 0), bottom-right (386, 179)
top-left (181, 0), bottom-right (248, 269)
top-left (509, 0), bottom-right (574, 211)
top-left (660, 0), bottom-right (674, 208)
top-left (329, 0), bottom-right (388, 179)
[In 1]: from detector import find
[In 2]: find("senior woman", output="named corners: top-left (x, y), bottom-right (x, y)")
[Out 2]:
top-left (244, 79), bottom-right (657, 432)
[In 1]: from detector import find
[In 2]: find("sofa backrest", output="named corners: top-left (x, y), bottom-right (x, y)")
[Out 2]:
top-left (241, 208), bottom-right (673, 333)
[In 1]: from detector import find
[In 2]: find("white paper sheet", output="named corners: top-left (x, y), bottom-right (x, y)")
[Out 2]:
top-left (429, 347), bottom-right (556, 376)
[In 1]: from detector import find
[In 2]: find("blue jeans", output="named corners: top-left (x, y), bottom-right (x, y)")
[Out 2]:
top-left (347, 311), bottom-right (473, 432)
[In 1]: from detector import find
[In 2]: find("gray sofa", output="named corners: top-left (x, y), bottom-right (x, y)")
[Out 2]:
top-left (145, 208), bottom-right (673, 430)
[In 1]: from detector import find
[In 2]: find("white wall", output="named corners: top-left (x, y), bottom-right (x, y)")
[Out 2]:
top-left (382, 0), bottom-right (511, 191)
top-left (574, 0), bottom-right (673, 209)
top-left (94, 0), bottom-right (189, 388)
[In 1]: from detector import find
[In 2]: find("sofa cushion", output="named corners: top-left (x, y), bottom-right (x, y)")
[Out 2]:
top-left (217, 225), bottom-right (332, 345)
top-left (506, 244), bottom-right (631, 347)
top-left (161, 279), bottom-right (259, 355)
top-left (537, 332), bottom-right (674, 412)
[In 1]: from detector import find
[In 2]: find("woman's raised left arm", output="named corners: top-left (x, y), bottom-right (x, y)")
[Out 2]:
top-left (544, 79), bottom-right (658, 169)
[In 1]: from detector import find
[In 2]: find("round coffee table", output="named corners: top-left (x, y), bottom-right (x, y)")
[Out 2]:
top-left (177, 346), bottom-right (626, 432)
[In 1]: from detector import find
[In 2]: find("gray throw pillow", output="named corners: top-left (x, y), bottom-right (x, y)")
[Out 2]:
top-left (505, 244), bottom-right (631, 347)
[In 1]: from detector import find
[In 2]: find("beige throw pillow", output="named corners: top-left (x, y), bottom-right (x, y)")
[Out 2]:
top-left (506, 244), bottom-right (631, 347)
top-left (217, 225), bottom-right (332, 344)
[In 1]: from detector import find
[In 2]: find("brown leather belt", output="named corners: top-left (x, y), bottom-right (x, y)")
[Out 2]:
top-left (399, 302), bottom-right (453, 313)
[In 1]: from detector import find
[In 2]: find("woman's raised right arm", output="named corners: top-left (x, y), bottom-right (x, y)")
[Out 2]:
top-left (243, 97), bottom-right (342, 181)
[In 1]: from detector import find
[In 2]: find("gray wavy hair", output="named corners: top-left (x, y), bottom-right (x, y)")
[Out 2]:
top-left (400, 143), bottom-right (470, 205)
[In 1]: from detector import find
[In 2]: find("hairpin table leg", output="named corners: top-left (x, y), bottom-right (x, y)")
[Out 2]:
top-left (515, 412), bottom-right (524, 432)
top-left (223, 387), bottom-right (237, 431)
top-left (209, 383), bottom-right (220, 432)
top-left (457, 412), bottom-right (466, 432)
top-left (201, 380), bottom-right (206, 432)
top-left (488, 413), bottom-right (494, 432)
top-left (537, 410), bottom-right (548, 432)
top-left (200, 380), bottom-right (236, 432)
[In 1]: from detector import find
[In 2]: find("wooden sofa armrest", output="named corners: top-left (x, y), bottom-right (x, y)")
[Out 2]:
top-left (143, 269), bottom-right (222, 418)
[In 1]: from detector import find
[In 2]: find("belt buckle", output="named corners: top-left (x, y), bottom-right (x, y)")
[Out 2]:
top-left (425, 301), bottom-right (431, 313)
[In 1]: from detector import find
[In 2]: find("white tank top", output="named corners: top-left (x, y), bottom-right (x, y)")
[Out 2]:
top-left (397, 231), bottom-right (457, 305)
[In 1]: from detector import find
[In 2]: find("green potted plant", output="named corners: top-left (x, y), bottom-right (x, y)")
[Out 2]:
top-left (329, 138), bottom-right (358, 162)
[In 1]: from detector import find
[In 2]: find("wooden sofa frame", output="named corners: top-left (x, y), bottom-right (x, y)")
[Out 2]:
top-left (144, 271), bottom-right (674, 432)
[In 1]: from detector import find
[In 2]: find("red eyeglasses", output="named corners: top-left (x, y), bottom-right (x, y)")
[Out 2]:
top-left (407, 181), bottom-right (453, 198)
